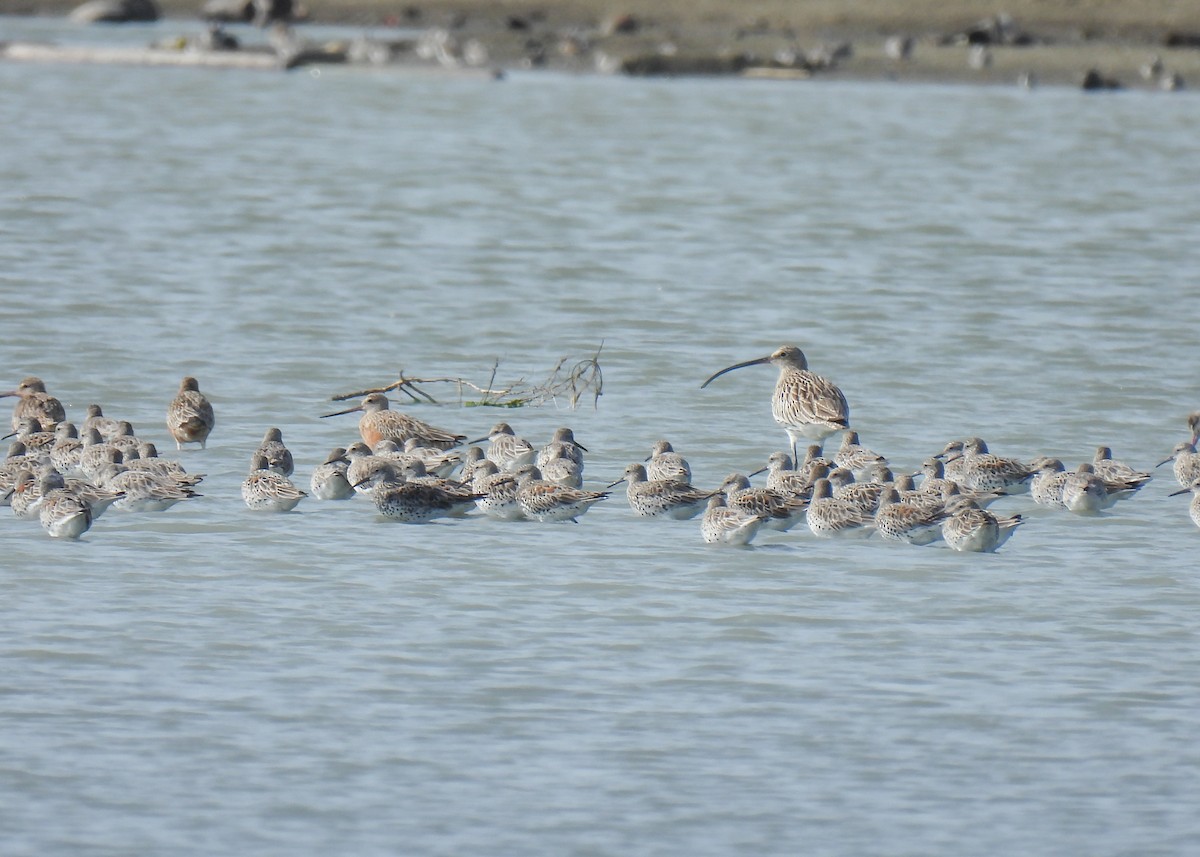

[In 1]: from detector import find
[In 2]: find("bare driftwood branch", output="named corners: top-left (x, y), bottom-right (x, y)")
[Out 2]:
top-left (329, 346), bottom-right (604, 409)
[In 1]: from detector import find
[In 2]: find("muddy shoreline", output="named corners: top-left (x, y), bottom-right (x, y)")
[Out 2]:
top-left (3, 0), bottom-right (1199, 88)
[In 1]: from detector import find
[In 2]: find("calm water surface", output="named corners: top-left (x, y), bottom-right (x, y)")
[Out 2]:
top-left (2, 17), bottom-right (1199, 856)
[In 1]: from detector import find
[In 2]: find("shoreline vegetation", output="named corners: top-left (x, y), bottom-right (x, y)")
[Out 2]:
top-left (2, 0), bottom-right (1199, 88)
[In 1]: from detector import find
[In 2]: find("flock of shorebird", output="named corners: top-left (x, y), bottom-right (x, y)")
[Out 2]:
top-left (4, 349), bottom-right (1200, 548)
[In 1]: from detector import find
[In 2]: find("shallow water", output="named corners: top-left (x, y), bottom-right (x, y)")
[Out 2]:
top-left (3, 18), bottom-right (1200, 856)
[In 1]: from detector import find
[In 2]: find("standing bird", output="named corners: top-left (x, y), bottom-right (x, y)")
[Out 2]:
top-left (255, 427), bottom-right (294, 476)
top-left (242, 453), bottom-right (305, 512)
top-left (1158, 441), bottom-right (1200, 488)
top-left (37, 472), bottom-right (93, 539)
top-left (607, 463), bottom-right (714, 520)
top-left (82, 404), bottom-right (122, 441)
top-left (49, 422), bottom-right (84, 475)
top-left (1090, 446), bottom-right (1151, 491)
top-left (806, 477), bottom-right (872, 538)
top-left (950, 437), bottom-right (1032, 494)
top-left (645, 440), bottom-right (692, 483)
top-left (167, 376), bottom-right (215, 450)
top-left (351, 459), bottom-right (479, 523)
top-left (942, 498), bottom-right (1022, 553)
top-left (473, 422), bottom-right (537, 472)
top-left (700, 494), bottom-right (766, 546)
top-left (1029, 457), bottom-right (1070, 509)
top-left (701, 345), bottom-right (850, 461)
top-left (322, 392), bottom-right (465, 450)
top-left (833, 430), bottom-right (888, 480)
top-left (309, 447), bottom-right (354, 500)
top-left (1168, 477), bottom-right (1200, 529)
top-left (873, 486), bottom-right (947, 545)
top-left (2, 376), bottom-right (66, 433)
top-left (538, 448), bottom-right (584, 489)
top-left (514, 465), bottom-right (608, 522)
top-left (537, 427), bottom-right (587, 470)
top-left (470, 461), bottom-right (525, 521)
top-left (1060, 463), bottom-right (1109, 514)
top-left (749, 451), bottom-right (814, 496)
top-left (720, 472), bottom-right (808, 531)
top-left (1189, 412), bottom-right (1200, 447)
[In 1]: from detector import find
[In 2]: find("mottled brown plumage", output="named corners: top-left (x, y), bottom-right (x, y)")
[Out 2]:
top-left (701, 345), bottom-right (849, 463)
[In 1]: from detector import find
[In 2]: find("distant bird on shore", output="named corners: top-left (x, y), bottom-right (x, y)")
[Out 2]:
top-left (167, 376), bottom-right (215, 450)
top-left (701, 345), bottom-right (850, 462)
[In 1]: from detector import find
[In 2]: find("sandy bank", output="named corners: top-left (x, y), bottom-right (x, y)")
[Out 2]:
top-left (3, 0), bottom-right (1199, 88)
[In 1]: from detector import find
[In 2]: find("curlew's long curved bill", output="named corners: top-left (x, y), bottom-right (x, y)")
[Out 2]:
top-left (321, 404), bottom-right (364, 419)
top-left (699, 355), bottom-right (772, 389)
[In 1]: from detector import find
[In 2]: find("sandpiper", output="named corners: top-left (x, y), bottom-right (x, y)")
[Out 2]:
top-left (720, 472), bottom-right (808, 531)
top-left (941, 498), bottom-right (1022, 553)
top-left (2, 376), bottom-right (65, 433)
top-left (806, 477), bottom-right (872, 538)
top-left (645, 440), bottom-right (692, 484)
top-left (255, 427), bottom-right (294, 476)
top-left (37, 473), bottom-right (93, 539)
top-left (310, 447), bottom-right (354, 500)
top-left (833, 431), bottom-right (888, 480)
top-left (241, 453), bottom-right (305, 512)
top-left (749, 451), bottom-right (814, 497)
top-left (1090, 446), bottom-right (1151, 491)
top-left (470, 461), bottom-right (525, 520)
top-left (352, 459), bottom-right (479, 522)
top-left (1029, 457), bottom-right (1069, 509)
top-left (701, 494), bottom-right (766, 546)
top-left (322, 392), bottom-right (465, 450)
top-left (1060, 462), bottom-right (1109, 514)
top-left (826, 466), bottom-right (888, 516)
top-left (608, 463), bottom-right (713, 519)
top-left (537, 427), bottom-right (587, 470)
top-left (1157, 441), bottom-right (1200, 488)
top-left (514, 465), bottom-right (608, 522)
top-left (472, 422), bottom-right (537, 472)
top-left (167, 376), bottom-right (215, 450)
top-left (82, 404), bottom-right (122, 442)
top-left (949, 437), bottom-right (1032, 494)
top-left (49, 422), bottom-right (83, 475)
top-left (1168, 477), bottom-right (1200, 529)
top-left (873, 486), bottom-right (947, 545)
top-left (4, 417), bottom-right (56, 453)
top-left (539, 448), bottom-right (584, 488)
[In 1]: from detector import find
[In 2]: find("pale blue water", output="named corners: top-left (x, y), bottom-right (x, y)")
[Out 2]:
top-left (2, 17), bottom-right (1200, 857)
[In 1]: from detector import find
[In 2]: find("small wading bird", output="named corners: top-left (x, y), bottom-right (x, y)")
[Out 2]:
top-left (701, 345), bottom-right (850, 463)
top-left (167, 377), bottom-right (215, 450)
top-left (2, 376), bottom-right (66, 433)
top-left (322, 392), bottom-right (465, 450)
